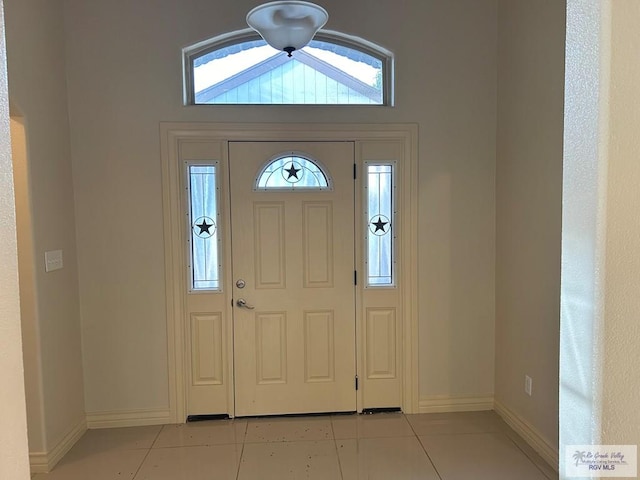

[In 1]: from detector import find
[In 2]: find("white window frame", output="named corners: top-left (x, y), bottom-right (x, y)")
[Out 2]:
top-left (364, 160), bottom-right (397, 288)
top-left (185, 159), bottom-right (223, 293)
top-left (182, 28), bottom-right (395, 106)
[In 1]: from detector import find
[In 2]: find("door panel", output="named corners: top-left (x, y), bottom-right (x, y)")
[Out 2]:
top-left (181, 141), bottom-right (231, 416)
top-left (190, 313), bottom-right (224, 386)
top-left (229, 141), bottom-right (356, 416)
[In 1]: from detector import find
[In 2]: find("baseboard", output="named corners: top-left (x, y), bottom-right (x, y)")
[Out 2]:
top-left (494, 399), bottom-right (558, 471)
top-left (418, 395), bottom-right (494, 413)
top-left (29, 416), bottom-right (87, 474)
top-left (86, 408), bottom-right (173, 429)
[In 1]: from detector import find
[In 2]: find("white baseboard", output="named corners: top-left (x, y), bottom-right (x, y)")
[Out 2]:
top-left (29, 416), bottom-right (87, 474)
top-left (494, 399), bottom-right (558, 471)
top-left (418, 395), bottom-right (494, 413)
top-left (86, 408), bottom-right (173, 429)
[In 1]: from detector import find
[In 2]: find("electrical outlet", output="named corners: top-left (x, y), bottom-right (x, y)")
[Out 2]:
top-left (525, 375), bottom-right (533, 396)
top-left (45, 250), bottom-right (63, 272)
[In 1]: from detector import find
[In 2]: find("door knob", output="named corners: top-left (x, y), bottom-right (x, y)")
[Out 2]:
top-left (236, 298), bottom-right (255, 309)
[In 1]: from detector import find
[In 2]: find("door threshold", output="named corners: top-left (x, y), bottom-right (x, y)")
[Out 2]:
top-left (186, 414), bottom-right (230, 422)
top-left (235, 411), bottom-right (357, 419)
top-left (362, 407), bottom-right (402, 414)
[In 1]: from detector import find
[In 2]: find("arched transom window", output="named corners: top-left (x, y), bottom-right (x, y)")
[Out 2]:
top-left (184, 30), bottom-right (393, 105)
top-left (256, 153), bottom-right (331, 191)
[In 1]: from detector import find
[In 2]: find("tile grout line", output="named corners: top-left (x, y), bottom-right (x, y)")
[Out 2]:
top-left (149, 424), bottom-right (164, 449)
top-left (234, 442), bottom-right (246, 480)
top-left (405, 415), bottom-right (444, 480)
top-left (131, 425), bottom-right (164, 479)
top-left (330, 417), bottom-right (346, 480)
top-left (234, 419), bottom-right (249, 480)
top-left (130, 447), bottom-right (153, 479)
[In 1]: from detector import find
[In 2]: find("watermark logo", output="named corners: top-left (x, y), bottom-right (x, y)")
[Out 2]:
top-left (565, 445), bottom-right (637, 477)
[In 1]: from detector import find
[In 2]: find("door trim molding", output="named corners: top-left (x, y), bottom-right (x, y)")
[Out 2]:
top-left (160, 122), bottom-right (419, 421)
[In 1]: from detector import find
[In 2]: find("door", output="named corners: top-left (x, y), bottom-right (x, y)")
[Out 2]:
top-left (229, 141), bottom-right (356, 416)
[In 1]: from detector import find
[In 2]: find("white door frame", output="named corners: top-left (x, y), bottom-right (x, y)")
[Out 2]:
top-left (160, 122), bottom-right (419, 422)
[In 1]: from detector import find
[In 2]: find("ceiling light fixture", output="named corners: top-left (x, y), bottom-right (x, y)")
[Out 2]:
top-left (246, 1), bottom-right (329, 57)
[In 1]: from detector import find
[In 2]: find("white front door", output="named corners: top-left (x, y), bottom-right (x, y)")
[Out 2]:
top-left (229, 141), bottom-right (356, 416)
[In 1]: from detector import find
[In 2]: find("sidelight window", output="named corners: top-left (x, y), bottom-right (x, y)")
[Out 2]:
top-left (365, 162), bottom-right (395, 287)
top-left (187, 163), bottom-right (222, 291)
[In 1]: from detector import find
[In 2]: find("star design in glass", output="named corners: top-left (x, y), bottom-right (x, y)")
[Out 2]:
top-left (369, 215), bottom-right (391, 236)
top-left (285, 163), bottom-right (301, 180)
top-left (373, 217), bottom-right (389, 233)
top-left (194, 217), bottom-right (215, 238)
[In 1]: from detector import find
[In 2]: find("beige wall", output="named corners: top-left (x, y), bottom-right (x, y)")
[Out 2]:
top-left (495, 0), bottom-right (565, 456)
top-left (5, 0), bottom-right (85, 454)
top-left (61, 0), bottom-right (497, 414)
top-left (601, 0), bottom-right (640, 448)
top-left (11, 116), bottom-right (46, 454)
top-left (5, 0), bottom-right (640, 475)
top-left (0, 0), bottom-right (31, 477)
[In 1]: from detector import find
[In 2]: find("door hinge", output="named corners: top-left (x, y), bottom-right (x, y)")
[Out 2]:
top-left (354, 270), bottom-right (357, 285)
top-left (353, 163), bottom-right (357, 180)
top-left (355, 375), bottom-right (359, 391)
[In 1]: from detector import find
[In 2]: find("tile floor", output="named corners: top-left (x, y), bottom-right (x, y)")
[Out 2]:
top-left (32, 411), bottom-right (558, 480)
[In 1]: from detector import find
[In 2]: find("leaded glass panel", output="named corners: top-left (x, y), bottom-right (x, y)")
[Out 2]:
top-left (366, 163), bottom-right (394, 286)
top-left (188, 163), bottom-right (221, 291)
top-left (256, 155), bottom-right (330, 191)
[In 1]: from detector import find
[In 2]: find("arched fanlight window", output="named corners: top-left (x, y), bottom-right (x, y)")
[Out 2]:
top-left (183, 29), bottom-right (394, 106)
top-left (255, 153), bottom-right (331, 191)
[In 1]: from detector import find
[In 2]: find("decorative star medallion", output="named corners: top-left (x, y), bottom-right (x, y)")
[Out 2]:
top-left (373, 218), bottom-right (388, 232)
top-left (369, 215), bottom-right (391, 236)
top-left (193, 216), bottom-right (216, 238)
top-left (285, 163), bottom-right (301, 180)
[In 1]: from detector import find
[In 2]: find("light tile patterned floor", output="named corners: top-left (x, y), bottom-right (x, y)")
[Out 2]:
top-left (32, 411), bottom-right (558, 480)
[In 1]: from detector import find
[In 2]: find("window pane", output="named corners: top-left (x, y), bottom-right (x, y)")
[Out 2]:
top-left (366, 164), bottom-right (394, 286)
top-left (192, 39), bottom-right (384, 105)
top-left (256, 155), bottom-right (330, 190)
top-left (189, 164), bottom-right (221, 291)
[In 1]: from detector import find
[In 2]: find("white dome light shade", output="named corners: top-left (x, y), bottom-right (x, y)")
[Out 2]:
top-left (246, 1), bottom-right (329, 56)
